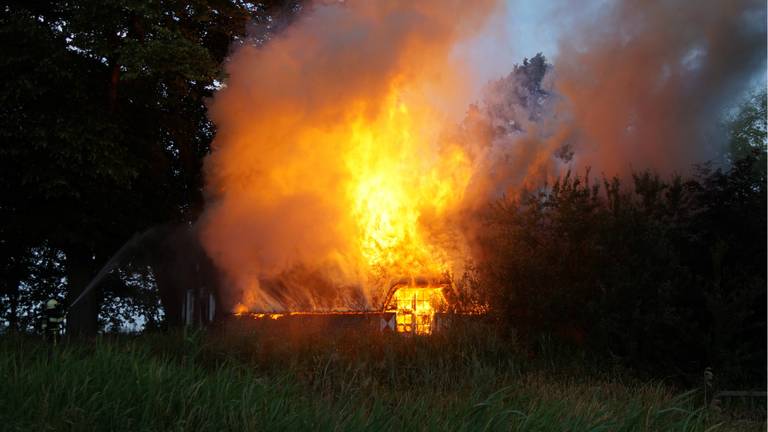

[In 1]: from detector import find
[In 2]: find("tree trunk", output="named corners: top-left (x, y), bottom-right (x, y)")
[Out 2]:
top-left (153, 263), bottom-right (184, 328)
top-left (2, 273), bottom-right (21, 332)
top-left (8, 277), bottom-right (19, 332)
top-left (150, 228), bottom-right (184, 328)
top-left (65, 245), bottom-right (99, 336)
top-left (108, 60), bottom-right (120, 113)
top-left (2, 247), bottom-right (24, 332)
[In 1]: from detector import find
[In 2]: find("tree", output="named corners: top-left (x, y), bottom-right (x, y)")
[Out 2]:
top-left (481, 53), bottom-right (551, 135)
top-left (728, 91), bottom-right (767, 157)
top-left (478, 151), bottom-right (766, 386)
top-left (471, 80), bottom-right (767, 387)
top-left (727, 90), bottom-right (767, 179)
top-left (0, 1), bottom-right (303, 334)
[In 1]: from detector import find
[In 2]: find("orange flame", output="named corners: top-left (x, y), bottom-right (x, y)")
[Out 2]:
top-left (203, 0), bottom-right (500, 313)
top-left (346, 91), bottom-right (472, 279)
top-left (389, 286), bottom-right (446, 335)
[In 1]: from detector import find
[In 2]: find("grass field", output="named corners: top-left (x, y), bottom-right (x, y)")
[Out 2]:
top-left (1, 320), bottom-right (764, 431)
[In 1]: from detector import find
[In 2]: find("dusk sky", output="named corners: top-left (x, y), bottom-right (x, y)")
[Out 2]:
top-left (458, 0), bottom-right (612, 103)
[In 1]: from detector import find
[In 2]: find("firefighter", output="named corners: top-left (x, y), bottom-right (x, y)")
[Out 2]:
top-left (41, 298), bottom-right (65, 343)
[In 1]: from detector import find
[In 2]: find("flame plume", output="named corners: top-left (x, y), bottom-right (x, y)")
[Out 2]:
top-left (201, 0), bottom-right (499, 312)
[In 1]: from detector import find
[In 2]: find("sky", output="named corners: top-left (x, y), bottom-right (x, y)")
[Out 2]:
top-left (504, 0), bottom-right (615, 57)
top-left (456, 0), bottom-right (616, 102)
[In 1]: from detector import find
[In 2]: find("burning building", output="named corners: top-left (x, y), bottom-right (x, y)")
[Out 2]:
top-left (234, 279), bottom-right (452, 335)
top-left (199, 0), bottom-right (765, 326)
top-left (382, 281), bottom-right (450, 335)
top-left (199, 0), bottom-right (493, 324)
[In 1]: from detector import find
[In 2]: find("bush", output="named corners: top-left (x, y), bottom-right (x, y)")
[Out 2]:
top-left (478, 155), bottom-right (766, 388)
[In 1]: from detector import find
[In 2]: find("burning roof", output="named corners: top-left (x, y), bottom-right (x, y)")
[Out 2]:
top-left (235, 279), bottom-right (453, 335)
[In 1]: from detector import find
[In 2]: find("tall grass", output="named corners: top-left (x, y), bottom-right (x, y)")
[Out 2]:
top-left (0, 322), bottom-right (763, 431)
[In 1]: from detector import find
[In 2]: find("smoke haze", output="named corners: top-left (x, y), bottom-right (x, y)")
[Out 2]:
top-left (475, 0), bottom-right (767, 195)
top-left (200, 0), bottom-right (766, 312)
top-left (201, 0), bottom-right (499, 312)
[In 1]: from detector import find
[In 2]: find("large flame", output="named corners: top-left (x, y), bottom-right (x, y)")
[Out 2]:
top-left (202, 0), bottom-right (498, 312)
top-left (346, 90), bottom-right (472, 279)
top-left (207, 0), bottom-right (766, 316)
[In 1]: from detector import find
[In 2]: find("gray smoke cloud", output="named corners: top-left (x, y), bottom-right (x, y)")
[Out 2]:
top-left (199, 0), bottom-right (766, 312)
top-left (464, 0), bottom-right (766, 200)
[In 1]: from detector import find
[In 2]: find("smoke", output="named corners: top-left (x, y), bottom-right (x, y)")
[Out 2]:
top-left (470, 0), bottom-right (766, 197)
top-left (200, 0), bottom-right (766, 312)
top-left (200, 0), bottom-right (499, 312)
top-left (559, 0), bottom-right (765, 174)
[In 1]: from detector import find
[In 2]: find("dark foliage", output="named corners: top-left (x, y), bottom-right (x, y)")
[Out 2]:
top-left (481, 53), bottom-right (550, 136)
top-left (0, 3), bottom-right (764, 395)
top-left (0, 1), bottom-right (302, 333)
top-left (478, 151), bottom-right (766, 387)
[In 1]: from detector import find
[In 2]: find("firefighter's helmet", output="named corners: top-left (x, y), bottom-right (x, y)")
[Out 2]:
top-left (46, 298), bottom-right (60, 310)
top-left (42, 298), bottom-right (64, 342)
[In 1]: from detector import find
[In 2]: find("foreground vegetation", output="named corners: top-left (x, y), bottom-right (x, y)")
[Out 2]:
top-left (2, 323), bottom-right (764, 431)
top-left (473, 149), bottom-right (767, 388)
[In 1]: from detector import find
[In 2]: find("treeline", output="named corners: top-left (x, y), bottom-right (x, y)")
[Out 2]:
top-left (0, 1), bottom-right (302, 333)
top-left (476, 138), bottom-right (766, 386)
top-left (1, 2), bottom-right (765, 390)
